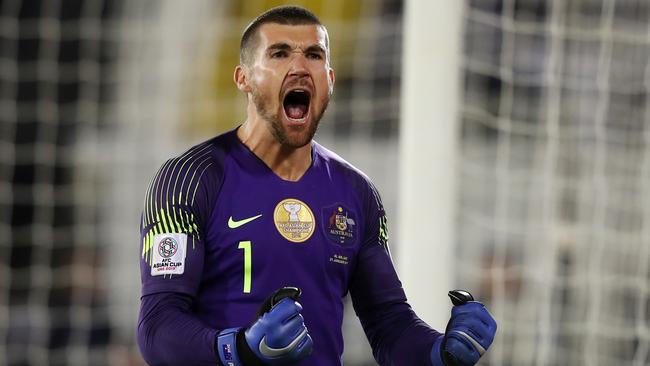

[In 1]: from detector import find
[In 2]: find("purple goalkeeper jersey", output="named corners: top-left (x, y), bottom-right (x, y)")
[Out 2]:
top-left (139, 129), bottom-right (441, 366)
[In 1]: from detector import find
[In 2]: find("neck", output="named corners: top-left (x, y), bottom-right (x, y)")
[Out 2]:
top-left (237, 117), bottom-right (312, 182)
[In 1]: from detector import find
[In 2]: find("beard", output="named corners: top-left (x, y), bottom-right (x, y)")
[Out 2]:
top-left (251, 88), bottom-right (329, 148)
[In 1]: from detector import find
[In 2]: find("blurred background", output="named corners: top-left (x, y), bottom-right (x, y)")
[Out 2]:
top-left (1, 0), bottom-right (649, 365)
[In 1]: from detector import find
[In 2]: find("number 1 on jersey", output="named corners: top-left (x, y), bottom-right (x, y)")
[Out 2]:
top-left (238, 241), bottom-right (252, 293)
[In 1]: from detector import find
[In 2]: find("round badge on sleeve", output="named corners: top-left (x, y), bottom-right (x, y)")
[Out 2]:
top-left (273, 198), bottom-right (315, 243)
top-left (158, 237), bottom-right (178, 258)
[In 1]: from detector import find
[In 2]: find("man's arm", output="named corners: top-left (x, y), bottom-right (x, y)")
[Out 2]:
top-left (137, 149), bottom-right (222, 365)
top-left (349, 181), bottom-right (496, 366)
top-left (348, 180), bottom-right (442, 365)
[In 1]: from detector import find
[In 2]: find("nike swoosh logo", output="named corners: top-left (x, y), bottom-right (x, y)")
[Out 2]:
top-left (452, 330), bottom-right (486, 355)
top-left (228, 214), bottom-right (262, 229)
top-left (259, 329), bottom-right (307, 357)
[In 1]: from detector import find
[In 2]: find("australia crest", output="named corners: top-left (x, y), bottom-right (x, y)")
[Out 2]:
top-left (322, 204), bottom-right (357, 246)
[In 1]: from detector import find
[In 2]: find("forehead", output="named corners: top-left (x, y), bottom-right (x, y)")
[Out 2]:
top-left (256, 23), bottom-right (328, 50)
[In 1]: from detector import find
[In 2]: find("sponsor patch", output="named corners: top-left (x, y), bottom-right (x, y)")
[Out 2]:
top-left (151, 233), bottom-right (187, 276)
top-left (322, 203), bottom-right (357, 246)
top-left (273, 198), bottom-right (315, 243)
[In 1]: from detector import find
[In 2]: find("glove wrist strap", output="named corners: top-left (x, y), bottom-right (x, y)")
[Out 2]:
top-left (216, 327), bottom-right (244, 366)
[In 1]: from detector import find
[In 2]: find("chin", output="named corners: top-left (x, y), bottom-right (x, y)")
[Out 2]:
top-left (278, 121), bottom-right (317, 148)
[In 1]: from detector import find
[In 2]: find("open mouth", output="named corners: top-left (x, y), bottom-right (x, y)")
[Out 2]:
top-left (283, 89), bottom-right (311, 121)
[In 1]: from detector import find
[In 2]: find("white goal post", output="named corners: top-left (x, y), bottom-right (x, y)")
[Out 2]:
top-left (398, 0), bottom-right (463, 330)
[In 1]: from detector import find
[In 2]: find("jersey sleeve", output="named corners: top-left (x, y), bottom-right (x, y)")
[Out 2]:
top-left (139, 144), bottom-right (219, 297)
top-left (349, 180), bottom-right (442, 366)
top-left (349, 181), bottom-right (404, 305)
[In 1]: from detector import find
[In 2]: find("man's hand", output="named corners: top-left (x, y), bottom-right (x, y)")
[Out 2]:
top-left (431, 291), bottom-right (497, 366)
top-left (216, 287), bottom-right (313, 365)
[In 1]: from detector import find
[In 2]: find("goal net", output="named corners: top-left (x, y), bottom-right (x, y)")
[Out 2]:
top-left (458, 0), bottom-right (650, 365)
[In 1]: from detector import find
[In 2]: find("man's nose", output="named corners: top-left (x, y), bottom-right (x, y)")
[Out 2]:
top-left (288, 52), bottom-right (309, 77)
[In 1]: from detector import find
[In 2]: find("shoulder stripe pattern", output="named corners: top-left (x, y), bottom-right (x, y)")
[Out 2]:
top-left (141, 143), bottom-right (213, 265)
top-left (368, 181), bottom-right (391, 254)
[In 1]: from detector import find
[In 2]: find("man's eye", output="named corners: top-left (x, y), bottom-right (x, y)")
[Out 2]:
top-left (307, 53), bottom-right (323, 60)
top-left (271, 51), bottom-right (287, 58)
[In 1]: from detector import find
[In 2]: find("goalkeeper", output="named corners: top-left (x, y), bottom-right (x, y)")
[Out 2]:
top-left (137, 5), bottom-right (496, 366)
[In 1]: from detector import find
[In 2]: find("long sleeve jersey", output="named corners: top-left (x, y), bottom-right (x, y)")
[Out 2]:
top-left (137, 128), bottom-right (442, 365)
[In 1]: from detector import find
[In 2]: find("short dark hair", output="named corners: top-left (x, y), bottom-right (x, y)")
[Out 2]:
top-left (240, 5), bottom-right (326, 64)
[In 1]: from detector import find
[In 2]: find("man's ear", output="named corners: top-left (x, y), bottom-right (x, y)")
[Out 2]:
top-left (234, 64), bottom-right (252, 93)
top-left (328, 67), bottom-right (336, 95)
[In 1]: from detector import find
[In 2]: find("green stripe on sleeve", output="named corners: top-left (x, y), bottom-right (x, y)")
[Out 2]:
top-left (178, 207), bottom-right (189, 233)
top-left (191, 162), bottom-right (213, 206)
top-left (159, 208), bottom-right (170, 233)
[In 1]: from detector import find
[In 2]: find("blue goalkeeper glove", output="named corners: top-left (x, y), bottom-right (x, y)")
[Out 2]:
top-left (216, 287), bottom-right (313, 366)
top-left (431, 290), bottom-right (497, 366)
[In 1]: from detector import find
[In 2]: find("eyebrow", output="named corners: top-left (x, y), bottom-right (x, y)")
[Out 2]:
top-left (266, 42), bottom-right (326, 55)
top-left (267, 42), bottom-right (292, 53)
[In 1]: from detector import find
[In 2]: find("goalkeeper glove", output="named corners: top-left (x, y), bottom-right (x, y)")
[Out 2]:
top-left (216, 287), bottom-right (313, 366)
top-left (431, 290), bottom-right (497, 366)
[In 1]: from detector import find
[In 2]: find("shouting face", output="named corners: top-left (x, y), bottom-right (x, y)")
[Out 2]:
top-left (237, 23), bottom-right (335, 148)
